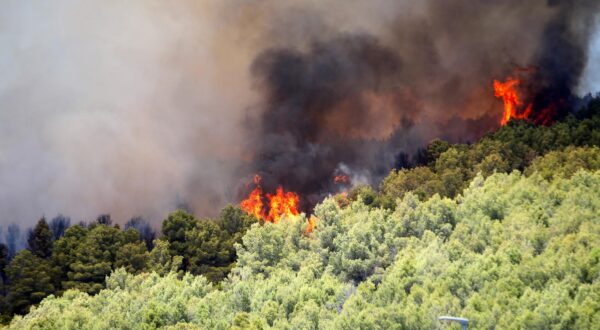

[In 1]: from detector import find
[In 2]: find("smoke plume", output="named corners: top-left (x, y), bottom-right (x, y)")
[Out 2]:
top-left (0, 0), bottom-right (257, 225)
top-left (0, 0), bottom-right (599, 225)
top-left (245, 0), bottom-right (600, 208)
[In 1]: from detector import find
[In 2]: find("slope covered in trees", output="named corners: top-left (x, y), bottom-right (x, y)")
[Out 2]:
top-left (354, 99), bottom-right (600, 209)
top-left (1, 99), bottom-right (600, 328)
top-left (6, 169), bottom-right (600, 329)
top-left (0, 208), bottom-right (255, 321)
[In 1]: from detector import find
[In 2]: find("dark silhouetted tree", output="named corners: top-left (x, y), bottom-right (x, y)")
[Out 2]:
top-left (5, 224), bottom-right (21, 260)
top-left (27, 218), bottom-right (53, 259)
top-left (96, 214), bottom-right (112, 226)
top-left (124, 216), bottom-right (156, 249)
top-left (0, 243), bottom-right (8, 294)
top-left (49, 215), bottom-right (71, 240)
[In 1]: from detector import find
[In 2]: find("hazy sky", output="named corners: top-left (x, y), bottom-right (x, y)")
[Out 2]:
top-left (0, 0), bottom-right (598, 227)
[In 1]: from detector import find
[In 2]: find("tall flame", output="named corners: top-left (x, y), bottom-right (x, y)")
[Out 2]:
top-left (240, 186), bottom-right (264, 220)
top-left (266, 187), bottom-right (300, 223)
top-left (493, 77), bottom-right (533, 126)
top-left (240, 175), bottom-right (301, 223)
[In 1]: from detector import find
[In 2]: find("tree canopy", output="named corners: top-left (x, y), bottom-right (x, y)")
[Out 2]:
top-left (6, 169), bottom-right (600, 329)
top-left (2, 100), bottom-right (600, 328)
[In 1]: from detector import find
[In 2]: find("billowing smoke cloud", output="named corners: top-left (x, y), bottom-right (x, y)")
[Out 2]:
top-left (0, 0), bottom-right (599, 225)
top-left (508, 0), bottom-right (600, 123)
top-left (250, 35), bottom-right (418, 207)
top-left (245, 0), bottom-right (600, 208)
top-left (0, 0), bottom-right (260, 225)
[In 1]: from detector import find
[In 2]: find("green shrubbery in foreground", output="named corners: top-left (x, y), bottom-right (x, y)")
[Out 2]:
top-left (6, 168), bottom-right (600, 329)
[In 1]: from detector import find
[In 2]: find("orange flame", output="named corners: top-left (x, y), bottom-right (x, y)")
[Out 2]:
top-left (240, 175), bottom-right (301, 223)
top-left (266, 187), bottom-right (300, 223)
top-left (493, 78), bottom-right (533, 126)
top-left (305, 215), bottom-right (318, 235)
top-left (240, 186), bottom-right (265, 220)
top-left (333, 174), bottom-right (350, 184)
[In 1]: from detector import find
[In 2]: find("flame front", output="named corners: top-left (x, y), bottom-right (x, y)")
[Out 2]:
top-left (266, 187), bottom-right (300, 223)
top-left (240, 175), bottom-right (301, 223)
top-left (240, 186), bottom-right (264, 220)
top-left (493, 77), bottom-right (533, 126)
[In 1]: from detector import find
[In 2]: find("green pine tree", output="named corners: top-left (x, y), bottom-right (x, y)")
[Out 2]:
top-left (5, 250), bottom-right (55, 315)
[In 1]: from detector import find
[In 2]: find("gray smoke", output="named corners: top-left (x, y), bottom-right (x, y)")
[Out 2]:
top-left (0, 0), bottom-right (599, 225)
top-left (0, 0), bottom-right (258, 225)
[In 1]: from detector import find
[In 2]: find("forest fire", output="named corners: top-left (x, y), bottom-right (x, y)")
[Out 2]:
top-left (265, 187), bottom-right (300, 222)
top-left (493, 77), bottom-right (533, 125)
top-left (333, 174), bottom-right (350, 185)
top-left (494, 72), bottom-right (559, 126)
top-left (305, 215), bottom-right (318, 235)
top-left (240, 175), bottom-right (300, 223)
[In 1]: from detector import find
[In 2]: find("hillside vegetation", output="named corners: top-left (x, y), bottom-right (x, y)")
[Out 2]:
top-left (7, 169), bottom-right (600, 329)
top-left (2, 99), bottom-right (600, 329)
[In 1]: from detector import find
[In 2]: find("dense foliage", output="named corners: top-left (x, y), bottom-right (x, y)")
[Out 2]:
top-left (0, 206), bottom-right (254, 320)
top-left (369, 102), bottom-right (600, 208)
top-left (5, 170), bottom-right (600, 329)
top-left (1, 102), bottom-right (600, 328)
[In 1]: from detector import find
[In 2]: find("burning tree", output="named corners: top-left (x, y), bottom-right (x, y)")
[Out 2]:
top-left (240, 175), bottom-right (300, 223)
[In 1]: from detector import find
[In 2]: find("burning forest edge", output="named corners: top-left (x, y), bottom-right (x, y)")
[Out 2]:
top-left (1, 98), bottom-right (600, 327)
top-left (239, 70), bottom-right (595, 222)
top-left (2, 0), bottom-right (600, 327)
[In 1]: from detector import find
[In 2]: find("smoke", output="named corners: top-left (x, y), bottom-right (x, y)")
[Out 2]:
top-left (245, 0), bottom-right (600, 207)
top-left (0, 0), bottom-right (599, 225)
top-left (579, 24), bottom-right (600, 95)
top-left (248, 34), bottom-right (423, 207)
top-left (0, 0), bottom-right (259, 225)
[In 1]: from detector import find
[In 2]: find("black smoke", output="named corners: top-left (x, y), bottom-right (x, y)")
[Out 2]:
top-left (249, 35), bottom-right (421, 207)
top-left (526, 0), bottom-right (600, 122)
top-left (245, 0), bottom-right (600, 210)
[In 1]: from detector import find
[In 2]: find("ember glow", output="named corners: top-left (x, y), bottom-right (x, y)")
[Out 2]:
top-left (333, 174), bottom-right (350, 185)
top-left (305, 215), bottom-right (318, 235)
top-left (493, 77), bottom-right (533, 126)
top-left (240, 175), bottom-right (300, 223)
